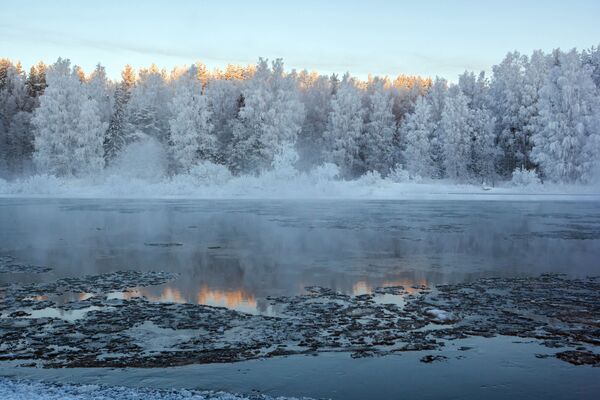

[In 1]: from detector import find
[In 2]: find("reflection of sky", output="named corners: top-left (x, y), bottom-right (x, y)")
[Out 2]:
top-left (1, 0), bottom-right (599, 80)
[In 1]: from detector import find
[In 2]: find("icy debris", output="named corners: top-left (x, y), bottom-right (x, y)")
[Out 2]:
top-left (555, 350), bottom-right (600, 366)
top-left (1, 273), bottom-right (599, 368)
top-left (420, 354), bottom-right (448, 363)
top-left (0, 254), bottom-right (52, 274)
top-left (425, 308), bottom-right (456, 324)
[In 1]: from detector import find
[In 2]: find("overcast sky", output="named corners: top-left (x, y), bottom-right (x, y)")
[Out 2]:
top-left (1, 0), bottom-right (599, 80)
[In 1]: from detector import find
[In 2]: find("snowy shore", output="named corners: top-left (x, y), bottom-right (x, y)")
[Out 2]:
top-left (1, 173), bottom-right (599, 200)
top-left (0, 378), bottom-right (307, 400)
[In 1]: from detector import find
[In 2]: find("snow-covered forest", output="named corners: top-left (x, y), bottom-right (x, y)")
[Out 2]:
top-left (1, 46), bottom-right (600, 192)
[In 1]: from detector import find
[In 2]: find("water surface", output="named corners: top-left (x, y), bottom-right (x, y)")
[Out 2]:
top-left (1, 199), bottom-right (599, 314)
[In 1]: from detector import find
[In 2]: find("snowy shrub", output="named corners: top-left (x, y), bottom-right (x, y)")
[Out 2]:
top-left (108, 135), bottom-right (167, 182)
top-left (188, 161), bottom-right (232, 185)
top-left (269, 142), bottom-right (300, 179)
top-left (510, 167), bottom-right (542, 187)
top-left (387, 164), bottom-right (411, 183)
top-left (387, 164), bottom-right (424, 183)
top-left (15, 174), bottom-right (64, 195)
top-left (308, 162), bottom-right (340, 183)
top-left (357, 170), bottom-right (383, 185)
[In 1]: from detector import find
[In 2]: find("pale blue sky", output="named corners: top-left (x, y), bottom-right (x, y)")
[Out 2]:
top-left (1, 0), bottom-right (599, 80)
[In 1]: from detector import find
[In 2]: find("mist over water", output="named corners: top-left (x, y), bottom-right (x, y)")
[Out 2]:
top-left (1, 198), bottom-right (599, 314)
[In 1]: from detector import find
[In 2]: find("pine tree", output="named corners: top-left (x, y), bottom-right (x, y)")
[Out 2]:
top-left (105, 65), bottom-right (135, 162)
top-left (26, 61), bottom-right (47, 99)
top-left (582, 44), bottom-right (600, 88)
top-left (0, 62), bottom-right (35, 175)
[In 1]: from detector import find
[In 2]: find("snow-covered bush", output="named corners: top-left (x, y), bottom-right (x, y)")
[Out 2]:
top-left (14, 174), bottom-right (64, 195)
top-left (510, 167), bottom-right (542, 187)
top-left (308, 162), bottom-right (340, 183)
top-left (357, 170), bottom-right (383, 186)
top-left (107, 134), bottom-right (167, 182)
top-left (268, 142), bottom-right (300, 179)
top-left (388, 165), bottom-right (410, 183)
top-left (387, 164), bottom-right (424, 183)
top-left (188, 161), bottom-right (232, 185)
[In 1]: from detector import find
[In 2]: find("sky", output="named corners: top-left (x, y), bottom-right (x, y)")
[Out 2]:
top-left (1, 0), bottom-right (600, 80)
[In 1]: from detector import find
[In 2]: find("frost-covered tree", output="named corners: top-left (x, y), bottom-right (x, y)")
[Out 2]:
top-left (362, 84), bottom-right (396, 174)
top-left (470, 106), bottom-right (498, 183)
top-left (424, 77), bottom-right (448, 177)
top-left (229, 58), bottom-right (304, 174)
top-left (297, 71), bottom-right (332, 168)
top-left (323, 73), bottom-right (364, 177)
top-left (205, 78), bottom-right (242, 163)
top-left (518, 50), bottom-right (551, 171)
top-left (105, 65), bottom-right (135, 163)
top-left (441, 91), bottom-right (472, 181)
top-left (531, 49), bottom-right (600, 183)
top-left (26, 61), bottom-right (47, 100)
top-left (401, 96), bottom-right (436, 177)
top-left (458, 71), bottom-right (488, 109)
top-left (73, 99), bottom-right (106, 175)
top-left (124, 65), bottom-right (171, 144)
top-left (4, 52), bottom-right (600, 184)
top-left (490, 52), bottom-right (528, 173)
top-left (0, 62), bottom-right (35, 175)
top-left (582, 44), bottom-right (600, 88)
top-left (85, 64), bottom-right (113, 126)
top-left (168, 65), bottom-right (215, 173)
top-left (32, 58), bottom-right (106, 176)
top-left (391, 75), bottom-right (430, 123)
top-left (490, 51), bottom-right (551, 175)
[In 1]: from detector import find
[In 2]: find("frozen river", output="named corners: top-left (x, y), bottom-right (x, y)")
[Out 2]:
top-left (1, 198), bottom-right (599, 399)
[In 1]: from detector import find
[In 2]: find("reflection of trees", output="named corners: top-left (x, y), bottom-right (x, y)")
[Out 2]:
top-left (1, 199), bottom-right (598, 313)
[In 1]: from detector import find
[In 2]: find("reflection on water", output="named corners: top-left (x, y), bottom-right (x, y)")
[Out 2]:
top-left (120, 285), bottom-right (259, 314)
top-left (352, 278), bottom-right (429, 296)
top-left (1, 199), bottom-right (599, 314)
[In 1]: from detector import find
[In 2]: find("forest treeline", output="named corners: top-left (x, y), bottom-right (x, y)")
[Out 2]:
top-left (1, 45), bottom-right (600, 184)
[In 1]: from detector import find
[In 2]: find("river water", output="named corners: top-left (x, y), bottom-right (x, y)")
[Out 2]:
top-left (1, 198), bottom-right (599, 398)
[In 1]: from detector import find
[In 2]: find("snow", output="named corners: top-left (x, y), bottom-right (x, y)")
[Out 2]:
top-left (125, 321), bottom-right (201, 354)
top-left (0, 378), bottom-right (309, 400)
